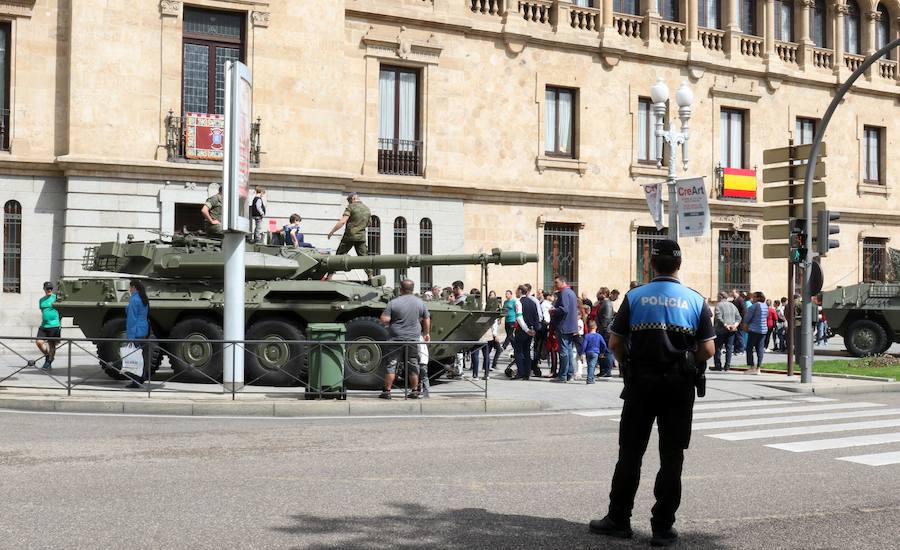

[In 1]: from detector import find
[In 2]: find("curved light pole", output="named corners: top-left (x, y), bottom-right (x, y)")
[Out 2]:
top-left (799, 37), bottom-right (900, 383)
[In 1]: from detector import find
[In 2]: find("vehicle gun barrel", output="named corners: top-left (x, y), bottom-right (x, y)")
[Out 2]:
top-left (319, 249), bottom-right (538, 273)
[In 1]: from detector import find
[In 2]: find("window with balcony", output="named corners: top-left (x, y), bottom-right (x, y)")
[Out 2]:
top-left (573, 0), bottom-right (596, 6)
top-left (3, 200), bottom-right (21, 293)
top-left (720, 108), bottom-right (746, 169)
top-left (545, 87), bottom-right (576, 158)
top-left (168, 9), bottom-right (260, 165)
top-left (740, 0), bottom-right (758, 35)
top-left (810, 0), bottom-right (827, 47)
top-left (636, 227), bottom-right (666, 284)
top-left (796, 117), bottom-right (817, 145)
top-left (862, 238), bottom-right (888, 282)
top-left (393, 217), bottom-right (407, 285)
top-left (775, 0), bottom-right (794, 42)
top-left (845, 0), bottom-right (861, 55)
top-left (658, 0), bottom-right (679, 21)
top-left (419, 218), bottom-right (433, 291)
top-left (367, 215), bottom-right (382, 276)
top-left (719, 231), bottom-right (751, 293)
top-left (379, 66), bottom-right (422, 176)
top-left (699, 0), bottom-right (721, 29)
top-left (864, 126), bottom-right (883, 184)
top-left (0, 22), bottom-right (10, 151)
top-left (614, 0), bottom-right (640, 15)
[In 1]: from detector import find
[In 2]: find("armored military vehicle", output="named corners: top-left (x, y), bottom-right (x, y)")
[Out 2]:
top-left (821, 282), bottom-right (900, 356)
top-left (55, 234), bottom-right (536, 389)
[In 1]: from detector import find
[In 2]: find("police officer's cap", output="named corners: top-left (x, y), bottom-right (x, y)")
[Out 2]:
top-left (651, 239), bottom-right (681, 258)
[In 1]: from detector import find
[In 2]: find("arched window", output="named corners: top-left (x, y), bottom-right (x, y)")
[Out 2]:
top-left (658, 0), bottom-right (679, 21)
top-left (3, 200), bottom-right (22, 293)
top-left (775, 0), bottom-right (794, 42)
top-left (699, 0), bottom-right (721, 29)
top-left (419, 218), bottom-right (433, 292)
top-left (393, 217), bottom-right (407, 286)
top-left (845, 0), bottom-right (861, 55)
top-left (613, 0), bottom-right (640, 15)
top-left (876, 5), bottom-right (890, 50)
top-left (810, 0), bottom-right (827, 47)
top-left (366, 215), bottom-right (381, 276)
top-left (741, 0), bottom-right (758, 35)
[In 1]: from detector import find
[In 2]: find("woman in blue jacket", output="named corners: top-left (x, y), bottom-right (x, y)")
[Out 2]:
top-left (125, 279), bottom-right (150, 388)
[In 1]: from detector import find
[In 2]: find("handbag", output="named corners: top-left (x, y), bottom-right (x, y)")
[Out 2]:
top-left (120, 343), bottom-right (144, 377)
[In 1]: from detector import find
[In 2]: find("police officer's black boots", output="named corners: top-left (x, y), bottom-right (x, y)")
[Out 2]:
top-left (650, 525), bottom-right (678, 547)
top-left (588, 516), bottom-right (633, 539)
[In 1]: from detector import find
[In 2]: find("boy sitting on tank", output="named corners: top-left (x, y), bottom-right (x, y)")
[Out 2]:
top-left (282, 214), bottom-right (313, 249)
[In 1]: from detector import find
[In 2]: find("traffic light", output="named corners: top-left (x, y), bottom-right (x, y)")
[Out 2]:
top-left (816, 210), bottom-right (840, 256)
top-left (789, 218), bottom-right (807, 264)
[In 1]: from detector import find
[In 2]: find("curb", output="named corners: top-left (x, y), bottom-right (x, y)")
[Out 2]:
top-left (0, 395), bottom-right (546, 417)
top-left (759, 382), bottom-right (900, 395)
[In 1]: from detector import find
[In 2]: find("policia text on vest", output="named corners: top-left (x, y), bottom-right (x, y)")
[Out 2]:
top-left (589, 239), bottom-right (715, 547)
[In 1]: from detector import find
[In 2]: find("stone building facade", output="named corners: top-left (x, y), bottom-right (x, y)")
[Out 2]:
top-left (0, 0), bottom-right (898, 336)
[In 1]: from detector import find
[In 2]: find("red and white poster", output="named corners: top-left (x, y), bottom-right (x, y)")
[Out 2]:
top-left (184, 112), bottom-right (225, 161)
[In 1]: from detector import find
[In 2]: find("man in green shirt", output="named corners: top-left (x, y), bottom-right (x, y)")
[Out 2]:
top-left (36, 281), bottom-right (61, 370)
top-left (200, 189), bottom-right (224, 237)
top-left (327, 192), bottom-right (372, 276)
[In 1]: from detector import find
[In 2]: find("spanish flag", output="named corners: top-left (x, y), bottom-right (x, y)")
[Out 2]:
top-left (721, 168), bottom-right (757, 199)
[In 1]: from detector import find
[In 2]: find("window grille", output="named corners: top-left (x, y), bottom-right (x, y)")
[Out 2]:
top-left (393, 217), bottom-right (407, 286)
top-left (543, 223), bottom-right (580, 293)
top-left (367, 215), bottom-right (381, 276)
top-left (3, 200), bottom-right (22, 293)
top-left (635, 226), bottom-right (666, 284)
top-left (862, 238), bottom-right (887, 283)
top-left (719, 231), bottom-right (751, 293)
top-left (420, 218), bottom-right (433, 292)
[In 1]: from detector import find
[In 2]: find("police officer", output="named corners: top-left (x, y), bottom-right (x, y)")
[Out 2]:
top-left (589, 239), bottom-right (715, 547)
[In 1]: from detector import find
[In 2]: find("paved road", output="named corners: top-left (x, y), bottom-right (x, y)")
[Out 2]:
top-left (3, 392), bottom-right (900, 549)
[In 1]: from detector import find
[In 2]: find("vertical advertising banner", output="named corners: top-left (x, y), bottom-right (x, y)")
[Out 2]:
top-left (676, 177), bottom-right (710, 238)
top-left (642, 183), bottom-right (664, 231)
top-left (222, 61), bottom-right (252, 233)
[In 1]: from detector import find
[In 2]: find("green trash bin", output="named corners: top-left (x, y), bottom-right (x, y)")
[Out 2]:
top-left (306, 323), bottom-right (346, 400)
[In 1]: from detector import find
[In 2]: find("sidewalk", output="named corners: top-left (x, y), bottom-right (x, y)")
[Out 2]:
top-left (1, 350), bottom-right (895, 417)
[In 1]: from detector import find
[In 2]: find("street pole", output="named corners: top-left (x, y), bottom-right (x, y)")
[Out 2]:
top-left (799, 37), bottom-right (900, 383)
top-left (223, 232), bottom-right (245, 390)
top-left (651, 79), bottom-right (692, 243)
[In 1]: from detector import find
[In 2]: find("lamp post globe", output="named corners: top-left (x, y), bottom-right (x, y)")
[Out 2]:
top-left (650, 78), bottom-right (669, 104)
top-left (675, 81), bottom-right (693, 108)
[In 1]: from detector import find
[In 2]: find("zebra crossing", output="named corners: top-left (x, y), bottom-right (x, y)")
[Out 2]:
top-left (575, 396), bottom-right (900, 467)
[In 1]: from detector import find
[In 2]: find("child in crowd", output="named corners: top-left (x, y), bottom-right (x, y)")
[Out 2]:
top-left (581, 320), bottom-right (609, 384)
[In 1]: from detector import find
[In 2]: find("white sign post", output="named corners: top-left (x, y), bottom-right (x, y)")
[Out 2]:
top-left (642, 182), bottom-right (665, 231)
top-left (222, 61), bottom-right (252, 390)
top-left (675, 177), bottom-right (710, 238)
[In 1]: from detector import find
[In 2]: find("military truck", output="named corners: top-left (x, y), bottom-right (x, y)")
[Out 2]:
top-left (820, 282), bottom-right (900, 356)
top-left (55, 234), bottom-right (537, 389)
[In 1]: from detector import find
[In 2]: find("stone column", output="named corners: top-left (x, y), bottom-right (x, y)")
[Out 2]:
top-left (863, 9), bottom-right (879, 79)
top-left (644, 0), bottom-right (662, 47)
top-left (687, 0), bottom-right (699, 42)
top-left (896, 17), bottom-right (900, 81)
top-left (764, 0), bottom-right (776, 56)
top-left (725, 0), bottom-right (742, 59)
top-left (159, 0), bottom-right (182, 162)
top-left (833, 2), bottom-right (847, 77)
top-left (798, 0), bottom-right (813, 69)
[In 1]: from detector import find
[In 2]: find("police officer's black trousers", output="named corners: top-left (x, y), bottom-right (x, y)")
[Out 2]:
top-left (608, 373), bottom-right (695, 529)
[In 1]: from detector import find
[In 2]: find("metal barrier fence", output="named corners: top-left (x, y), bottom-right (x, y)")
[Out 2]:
top-left (0, 335), bottom-right (495, 400)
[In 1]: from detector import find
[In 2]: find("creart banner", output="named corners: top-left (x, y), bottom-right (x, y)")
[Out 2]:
top-left (642, 182), bottom-right (664, 231)
top-left (184, 112), bottom-right (225, 161)
top-left (676, 177), bottom-right (710, 238)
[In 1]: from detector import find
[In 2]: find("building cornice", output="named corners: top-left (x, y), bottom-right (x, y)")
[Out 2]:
top-left (0, 0), bottom-right (36, 18)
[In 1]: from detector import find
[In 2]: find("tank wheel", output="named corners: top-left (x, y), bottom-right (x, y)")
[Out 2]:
top-left (845, 319), bottom-right (888, 357)
top-left (168, 317), bottom-right (224, 383)
top-left (344, 316), bottom-right (390, 390)
top-left (96, 317), bottom-right (162, 380)
top-left (244, 319), bottom-right (308, 387)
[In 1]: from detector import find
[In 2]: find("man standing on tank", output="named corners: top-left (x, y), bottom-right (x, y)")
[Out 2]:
top-left (590, 239), bottom-right (715, 547)
top-left (200, 187), bottom-right (223, 237)
top-left (380, 278), bottom-right (431, 400)
top-left (327, 192), bottom-right (372, 276)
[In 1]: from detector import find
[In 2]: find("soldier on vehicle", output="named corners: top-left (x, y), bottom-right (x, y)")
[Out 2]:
top-left (590, 239), bottom-right (715, 547)
top-left (200, 187), bottom-right (223, 237)
top-left (327, 192), bottom-right (372, 276)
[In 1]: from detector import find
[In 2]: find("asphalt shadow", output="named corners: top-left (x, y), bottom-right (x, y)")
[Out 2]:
top-left (273, 502), bottom-right (730, 549)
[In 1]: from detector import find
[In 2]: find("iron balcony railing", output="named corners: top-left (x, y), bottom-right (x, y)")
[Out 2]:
top-left (165, 109), bottom-right (261, 166)
top-left (0, 108), bottom-right (9, 151)
top-left (378, 138), bottom-right (423, 176)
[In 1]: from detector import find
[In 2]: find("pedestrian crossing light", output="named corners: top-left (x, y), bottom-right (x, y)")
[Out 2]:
top-left (789, 218), bottom-right (807, 264)
top-left (816, 210), bottom-right (840, 256)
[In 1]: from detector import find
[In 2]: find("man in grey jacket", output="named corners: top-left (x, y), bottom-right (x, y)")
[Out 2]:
top-left (713, 292), bottom-right (741, 371)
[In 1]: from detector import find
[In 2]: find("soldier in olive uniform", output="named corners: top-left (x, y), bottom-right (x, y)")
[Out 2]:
top-left (328, 192), bottom-right (372, 275)
top-left (200, 188), bottom-right (224, 237)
